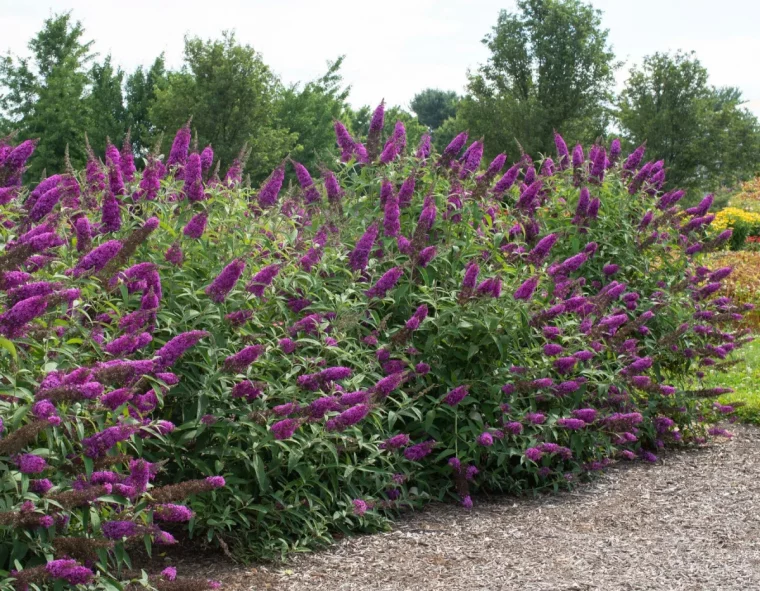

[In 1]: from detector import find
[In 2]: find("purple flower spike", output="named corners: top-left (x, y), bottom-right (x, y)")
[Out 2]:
top-left (205, 259), bottom-right (245, 303)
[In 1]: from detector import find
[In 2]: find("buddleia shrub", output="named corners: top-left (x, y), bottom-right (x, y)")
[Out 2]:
top-left (0, 108), bottom-right (749, 585)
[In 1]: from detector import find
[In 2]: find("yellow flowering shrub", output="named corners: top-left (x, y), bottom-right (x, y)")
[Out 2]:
top-left (712, 207), bottom-right (760, 232)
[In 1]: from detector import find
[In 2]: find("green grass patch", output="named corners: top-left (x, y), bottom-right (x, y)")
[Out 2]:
top-left (703, 336), bottom-right (760, 423)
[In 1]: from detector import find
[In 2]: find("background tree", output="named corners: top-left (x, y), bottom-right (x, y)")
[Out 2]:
top-left (618, 51), bottom-right (760, 195)
top-left (458, 0), bottom-right (616, 158)
top-left (125, 56), bottom-right (167, 156)
top-left (86, 55), bottom-right (126, 155)
top-left (150, 32), bottom-right (295, 178)
top-left (275, 56), bottom-right (350, 171)
top-left (0, 12), bottom-right (94, 177)
top-left (410, 88), bottom-right (459, 131)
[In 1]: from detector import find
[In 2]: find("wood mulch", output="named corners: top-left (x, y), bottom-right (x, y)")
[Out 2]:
top-left (155, 423), bottom-right (760, 590)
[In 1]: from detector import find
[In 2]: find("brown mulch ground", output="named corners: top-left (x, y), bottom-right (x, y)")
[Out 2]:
top-left (164, 423), bottom-right (760, 590)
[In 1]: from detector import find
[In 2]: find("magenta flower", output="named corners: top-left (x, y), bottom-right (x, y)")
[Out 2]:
top-left (183, 212), bottom-right (208, 239)
top-left (271, 418), bottom-right (299, 440)
top-left (403, 440), bottom-right (435, 461)
top-left (46, 559), bottom-right (94, 585)
top-left (513, 276), bottom-right (539, 301)
top-left (374, 372), bottom-right (406, 398)
top-left (183, 153), bottom-right (204, 202)
top-left (443, 385), bottom-right (468, 406)
top-left (384, 193), bottom-right (400, 237)
top-left (205, 259), bottom-right (245, 303)
top-left (167, 122), bottom-right (191, 169)
top-left (380, 434), bottom-right (411, 450)
top-left (258, 165), bottom-right (285, 208)
top-left (224, 345), bottom-right (264, 372)
top-left (557, 418), bottom-right (586, 430)
top-left (365, 267), bottom-right (403, 298)
top-left (154, 504), bottom-right (194, 522)
top-left (349, 223), bottom-right (379, 272)
top-left (246, 264), bottom-right (280, 296)
top-left (17, 454), bottom-right (48, 474)
top-left (100, 190), bottom-right (122, 233)
top-left (154, 330), bottom-right (209, 370)
top-left (416, 134), bottom-right (431, 159)
top-left (493, 164), bottom-right (520, 194)
top-left (554, 132), bottom-right (570, 169)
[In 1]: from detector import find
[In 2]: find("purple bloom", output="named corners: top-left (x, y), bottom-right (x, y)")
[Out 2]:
top-left (349, 223), bottom-right (379, 272)
top-left (46, 559), bottom-right (94, 585)
top-left (183, 153), bottom-right (204, 201)
top-left (384, 193), bottom-right (400, 237)
top-left (380, 433), bottom-right (411, 450)
top-left (572, 144), bottom-right (584, 169)
top-left (29, 186), bottom-right (62, 222)
top-left (525, 447), bottom-right (543, 461)
top-left (232, 380), bottom-right (262, 401)
top-left (557, 418), bottom-right (586, 430)
top-left (162, 567), bottom-right (178, 581)
top-left (271, 418), bottom-right (299, 440)
top-left (543, 344), bottom-right (563, 356)
top-left (167, 122), bottom-right (191, 169)
top-left (72, 239), bottom-right (122, 277)
top-left (17, 454), bottom-right (47, 474)
top-left (525, 412), bottom-right (546, 425)
top-left (200, 145), bottom-right (214, 171)
top-left (365, 267), bottom-right (403, 298)
top-left (623, 143), bottom-right (646, 172)
top-left (30, 478), bottom-right (53, 494)
top-left (0, 295), bottom-right (48, 337)
top-left (493, 164), bottom-right (520, 194)
top-left (440, 132), bottom-right (468, 164)
top-left (323, 169), bottom-right (344, 203)
top-left (353, 499), bottom-right (368, 516)
top-left (100, 189), bottom-right (122, 233)
top-left (415, 362), bottom-right (430, 375)
top-left (258, 165), bottom-right (285, 208)
top-left (443, 385), bottom-right (468, 406)
top-left (460, 141), bottom-right (483, 177)
top-left (513, 276), bottom-right (539, 301)
top-left (403, 440), bottom-right (435, 461)
top-left (154, 504), bottom-right (194, 522)
top-left (554, 356), bottom-right (577, 374)
top-left (416, 134), bottom-right (432, 159)
top-left (528, 234), bottom-right (558, 263)
top-left (477, 432), bottom-right (494, 446)
top-left (554, 132), bottom-right (570, 169)
top-left (374, 373), bottom-right (406, 398)
top-left (327, 404), bottom-right (371, 431)
top-left (205, 259), bottom-right (245, 303)
top-left (224, 345), bottom-right (265, 372)
top-left (183, 212), bottom-right (208, 239)
top-left (103, 520), bottom-right (139, 539)
top-left (603, 264), bottom-right (619, 276)
top-left (154, 330), bottom-right (209, 370)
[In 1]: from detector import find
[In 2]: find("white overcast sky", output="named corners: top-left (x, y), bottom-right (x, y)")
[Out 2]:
top-left (2, 0), bottom-right (759, 116)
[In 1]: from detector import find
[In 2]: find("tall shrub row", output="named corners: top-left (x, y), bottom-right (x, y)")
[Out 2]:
top-left (0, 108), bottom-right (747, 589)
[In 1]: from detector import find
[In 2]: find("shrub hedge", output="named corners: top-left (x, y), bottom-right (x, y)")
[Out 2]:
top-left (0, 115), bottom-right (749, 589)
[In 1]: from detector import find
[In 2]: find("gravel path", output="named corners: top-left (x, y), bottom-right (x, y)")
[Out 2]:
top-left (176, 423), bottom-right (760, 591)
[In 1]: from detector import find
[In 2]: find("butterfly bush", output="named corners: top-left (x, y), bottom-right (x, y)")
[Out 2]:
top-left (0, 112), bottom-right (748, 586)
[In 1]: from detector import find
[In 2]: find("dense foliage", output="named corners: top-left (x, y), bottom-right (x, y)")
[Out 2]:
top-left (0, 103), bottom-right (749, 588)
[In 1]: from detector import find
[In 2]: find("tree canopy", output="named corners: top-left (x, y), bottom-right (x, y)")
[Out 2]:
top-left (617, 51), bottom-right (760, 193)
top-left (458, 0), bottom-right (617, 158)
